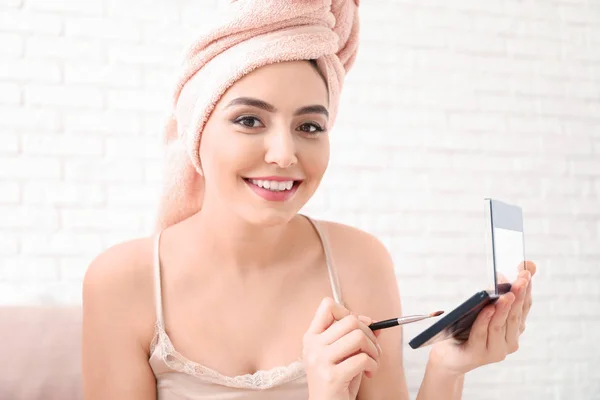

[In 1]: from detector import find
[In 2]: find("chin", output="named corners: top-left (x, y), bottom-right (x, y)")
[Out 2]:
top-left (238, 206), bottom-right (301, 227)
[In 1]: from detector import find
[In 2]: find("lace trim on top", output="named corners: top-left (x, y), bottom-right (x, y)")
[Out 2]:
top-left (149, 321), bottom-right (306, 390)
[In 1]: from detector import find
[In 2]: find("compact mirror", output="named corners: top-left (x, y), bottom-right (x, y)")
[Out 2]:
top-left (484, 198), bottom-right (526, 295)
top-left (408, 198), bottom-right (527, 349)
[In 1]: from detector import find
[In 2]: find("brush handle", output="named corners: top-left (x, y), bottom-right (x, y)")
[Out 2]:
top-left (368, 318), bottom-right (399, 331)
top-left (369, 315), bottom-right (434, 331)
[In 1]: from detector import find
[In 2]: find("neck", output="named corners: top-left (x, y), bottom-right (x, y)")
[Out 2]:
top-left (186, 205), bottom-right (297, 273)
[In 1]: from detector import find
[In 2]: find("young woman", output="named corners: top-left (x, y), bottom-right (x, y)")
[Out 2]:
top-left (81, 2), bottom-right (536, 399)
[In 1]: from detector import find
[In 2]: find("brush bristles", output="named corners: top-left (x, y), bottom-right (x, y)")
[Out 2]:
top-left (430, 310), bottom-right (444, 317)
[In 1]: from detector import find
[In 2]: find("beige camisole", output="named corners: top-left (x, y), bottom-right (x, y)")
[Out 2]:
top-left (148, 216), bottom-right (344, 399)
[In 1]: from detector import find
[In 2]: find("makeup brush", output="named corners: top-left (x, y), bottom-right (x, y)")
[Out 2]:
top-left (368, 311), bottom-right (445, 331)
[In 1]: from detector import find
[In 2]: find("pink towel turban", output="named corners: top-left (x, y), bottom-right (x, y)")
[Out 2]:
top-left (154, 0), bottom-right (360, 231)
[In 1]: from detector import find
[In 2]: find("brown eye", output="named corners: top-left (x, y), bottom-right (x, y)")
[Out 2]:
top-left (297, 123), bottom-right (324, 134)
top-left (235, 116), bottom-right (264, 128)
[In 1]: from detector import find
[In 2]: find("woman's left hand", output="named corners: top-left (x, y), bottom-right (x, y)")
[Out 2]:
top-left (429, 261), bottom-right (537, 376)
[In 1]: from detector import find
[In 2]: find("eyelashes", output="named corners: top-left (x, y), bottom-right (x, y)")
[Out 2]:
top-left (232, 116), bottom-right (326, 134)
top-left (234, 116), bottom-right (264, 129)
top-left (297, 122), bottom-right (326, 134)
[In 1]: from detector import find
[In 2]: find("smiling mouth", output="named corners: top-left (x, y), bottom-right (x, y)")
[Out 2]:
top-left (242, 178), bottom-right (303, 192)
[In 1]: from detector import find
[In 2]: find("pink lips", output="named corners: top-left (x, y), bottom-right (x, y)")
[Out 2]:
top-left (244, 177), bottom-right (301, 202)
top-left (248, 176), bottom-right (298, 182)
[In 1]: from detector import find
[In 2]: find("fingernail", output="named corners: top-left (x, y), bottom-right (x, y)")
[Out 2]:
top-left (377, 343), bottom-right (383, 355)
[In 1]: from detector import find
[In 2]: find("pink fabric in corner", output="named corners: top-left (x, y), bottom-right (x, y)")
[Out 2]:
top-left (0, 307), bottom-right (83, 400)
top-left (154, 0), bottom-right (360, 231)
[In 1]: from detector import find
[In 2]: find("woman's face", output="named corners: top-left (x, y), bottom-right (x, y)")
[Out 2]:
top-left (199, 60), bottom-right (330, 226)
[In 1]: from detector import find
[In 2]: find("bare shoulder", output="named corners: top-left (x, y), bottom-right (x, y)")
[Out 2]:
top-left (316, 219), bottom-right (392, 262)
top-left (83, 236), bottom-right (154, 304)
top-left (314, 220), bottom-right (409, 399)
top-left (82, 235), bottom-right (157, 345)
top-left (81, 235), bottom-right (159, 399)
top-left (314, 219), bottom-right (401, 320)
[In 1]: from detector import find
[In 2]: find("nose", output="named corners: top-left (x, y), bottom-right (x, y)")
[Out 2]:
top-left (264, 129), bottom-right (298, 168)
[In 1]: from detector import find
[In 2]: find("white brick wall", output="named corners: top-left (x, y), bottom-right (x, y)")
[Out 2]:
top-left (1, 0), bottom-right (599, 398)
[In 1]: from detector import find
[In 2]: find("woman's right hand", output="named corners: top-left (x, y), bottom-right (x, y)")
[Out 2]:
top-left (303, 297), bottom-right (382, 400)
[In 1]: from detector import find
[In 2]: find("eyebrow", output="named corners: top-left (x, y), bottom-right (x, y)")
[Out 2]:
top-left (225, 97), bottom-right (329, 118)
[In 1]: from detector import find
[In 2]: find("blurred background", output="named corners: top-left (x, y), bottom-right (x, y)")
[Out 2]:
top-left (1, 0), bottom-right (599, 399)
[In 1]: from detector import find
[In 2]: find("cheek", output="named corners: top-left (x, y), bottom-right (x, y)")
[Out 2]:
top-left (302, 139), bottom-right (329, 179)
top-left (200, 130), bottom-right (260, 181)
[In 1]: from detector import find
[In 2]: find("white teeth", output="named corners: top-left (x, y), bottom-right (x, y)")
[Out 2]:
top-left (249, 179), bottom-right (295, 191)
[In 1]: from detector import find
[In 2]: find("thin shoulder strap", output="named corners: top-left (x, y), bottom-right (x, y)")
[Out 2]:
top-left (305, 216), bottom-right (344, 306)
top-left (153, 229), bottom-right (165, 328)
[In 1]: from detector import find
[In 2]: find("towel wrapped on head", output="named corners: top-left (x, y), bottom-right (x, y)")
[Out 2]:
top-left (154, 0), bottom-right (360, 231)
